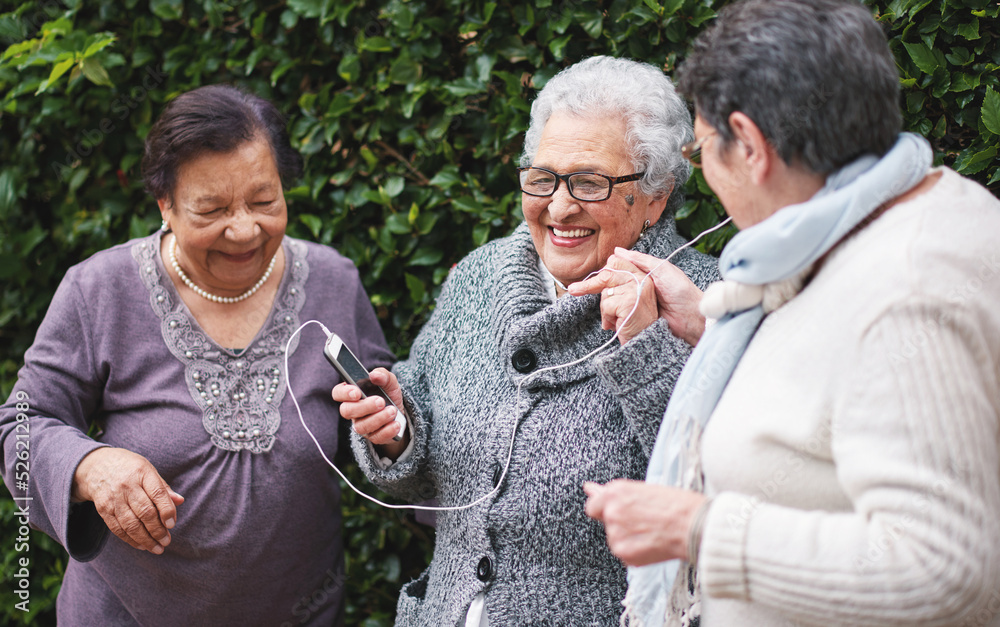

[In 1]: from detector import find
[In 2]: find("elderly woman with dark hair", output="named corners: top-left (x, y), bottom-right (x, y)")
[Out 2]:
top-left (334, 56), bottom-right (719, 625)
top-left (583, 1), bottom-right (1000, 625)
top-left (0, 85), bottom-right (393, 624)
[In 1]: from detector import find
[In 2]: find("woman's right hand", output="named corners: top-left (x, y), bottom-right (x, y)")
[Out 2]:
top-left (332, 367), bottom-right (409, 457)
top-left (72, 447), bottom-right (185, 555)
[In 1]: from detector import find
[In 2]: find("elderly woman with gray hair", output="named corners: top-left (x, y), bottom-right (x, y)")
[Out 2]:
top-left (334, 55), bottom-right (719, 625)
top-left (584, 1), bottom-right (1000, 626)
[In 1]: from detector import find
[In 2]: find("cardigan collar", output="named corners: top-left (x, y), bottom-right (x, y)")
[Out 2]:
top-left (490, 217), bottom-right (688, 389)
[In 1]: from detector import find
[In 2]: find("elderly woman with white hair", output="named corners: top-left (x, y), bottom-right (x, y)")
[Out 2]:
top-left (333, 56), bottom-right (719, 625)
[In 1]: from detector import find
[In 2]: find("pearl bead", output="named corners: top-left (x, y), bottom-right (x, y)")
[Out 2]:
top-left (222, 430), bottom-right (231, 438)
top-left (185, 350), bottom-right (193, 358)
top-left (252, 428), bottom-right (261, 437)
top-left (169, 235), bottom-right (277, 304)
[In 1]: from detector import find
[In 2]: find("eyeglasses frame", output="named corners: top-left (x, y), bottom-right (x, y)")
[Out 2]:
top-left (681, 131), bottom-right (718, 168)
top-left (516, 166), bottom-right (646, 202)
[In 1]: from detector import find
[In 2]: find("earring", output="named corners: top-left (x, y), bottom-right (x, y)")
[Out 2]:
top-left (160, 220), bottom-right (170, 232)
top-left (639, 219), bottom-right (650, 238)
top-left (625, 194), bottom-right (635, 206)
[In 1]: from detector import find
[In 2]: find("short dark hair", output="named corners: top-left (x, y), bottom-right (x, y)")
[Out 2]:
top-left (142, 84), bottom-right (303, 202)
top-left (676, 0), bottom-right (901, 175)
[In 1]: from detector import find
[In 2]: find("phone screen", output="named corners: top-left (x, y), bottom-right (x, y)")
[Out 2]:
top-left (334, 345), bottom-right (382, 398)
top-left (324, 335), bottom-right (392, 403)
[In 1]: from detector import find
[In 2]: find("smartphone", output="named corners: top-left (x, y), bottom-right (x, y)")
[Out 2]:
top-left (324, 332), bottom-right (405, 441)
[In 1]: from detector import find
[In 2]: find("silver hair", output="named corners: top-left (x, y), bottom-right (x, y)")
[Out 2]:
top-left (520, 56), bottom-right (693, 204)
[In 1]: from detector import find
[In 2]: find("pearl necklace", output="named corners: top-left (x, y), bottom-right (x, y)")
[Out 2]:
top-left (169, 236), bottom-right (277, 304)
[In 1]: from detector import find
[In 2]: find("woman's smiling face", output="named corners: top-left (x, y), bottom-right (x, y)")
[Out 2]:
top-left (521, 112), bottom-right (666, 287)
top-left (159, 136), bottom-right (287, 298)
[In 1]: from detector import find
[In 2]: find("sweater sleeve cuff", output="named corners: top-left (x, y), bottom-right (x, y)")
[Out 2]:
top-left (698, 491), bottom-right (752, 601)
top-left (366, 412), bottom-right (417, 470)
top-left (67, 501), bottom-right (110, 561)
top-left (350, 388), bottom-right (429, 485)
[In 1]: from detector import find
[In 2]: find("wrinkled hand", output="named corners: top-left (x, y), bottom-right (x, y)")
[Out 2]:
top-left (332, 367), bottom-right (408, 458)
top-left (72, 447), bottom-right (184, 555)
top-left (583, 480), bottom-right (705, 567)
top-left (569, 248), bottom-right (706, 346)
top-left (565, 256), bottom-right (659, 345)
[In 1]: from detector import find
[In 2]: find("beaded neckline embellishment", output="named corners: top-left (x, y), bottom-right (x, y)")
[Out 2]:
top-left (132, 233), bottom-right (310, 453)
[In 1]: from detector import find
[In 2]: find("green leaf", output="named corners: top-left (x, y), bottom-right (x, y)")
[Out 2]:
top-left (358, 36), bottom-right (393, 52)
top-left (472, 222), bottom-right (490, 246)
top-left (955, 17), bottom-right (978, 40)
top-left (149, 0), bottom-right (183, 20)
top-left (385, 212), bottom-right (411, 234)
top-left (408, 247), bottom-right (443, 266)
top-left (384, 177), bottom-right (405, 198)
top-left (81, 57), bottom-right (113, 87)
top-left (404, 272), bottom-right (426, 302)
top-left (950, 73), bottom-right (980, 93)
top-left (902, 41), bottom-right (942, 74)
top-left (36, 57), bottom-right (75, 94)
top-left (83, 35), bottom-right (116, 58)
top-left (954, 145), bottom-right (997, 175)
top-left (338, 55), bottom-right (361, 83)
top-left (429, 166), bottom-right (462, 189)
top-left (299, 214), bottom-right (323, 238)
top-left (982, 87), bottom-right (1000, 136)
top-left (287, 0), bottom-right (324, 18)
top-left (389, 55), bottom-right (421, 85)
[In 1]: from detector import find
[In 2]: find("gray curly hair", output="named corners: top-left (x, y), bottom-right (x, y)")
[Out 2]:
top-left (520, 56), bottom-right (693, 209)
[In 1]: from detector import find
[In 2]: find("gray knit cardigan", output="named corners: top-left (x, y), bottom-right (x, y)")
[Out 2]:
top-left (351, 218), bottom-right (720, 626)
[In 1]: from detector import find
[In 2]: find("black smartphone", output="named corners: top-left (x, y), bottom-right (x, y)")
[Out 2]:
top-left (324, 332), bottom-right (405, 440)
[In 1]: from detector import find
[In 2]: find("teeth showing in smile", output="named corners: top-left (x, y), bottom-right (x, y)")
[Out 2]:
top-left (552, 227), bottom-right (594, 238)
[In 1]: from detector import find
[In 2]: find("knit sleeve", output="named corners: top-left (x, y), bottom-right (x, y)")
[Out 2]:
top-left (699, 296), bottom-right (1000, 625)
top-left (593, 319), bottom-right (692, 456)
top-left (0, 268), bottom-right (110, 561)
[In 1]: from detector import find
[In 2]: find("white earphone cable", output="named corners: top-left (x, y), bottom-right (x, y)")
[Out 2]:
top-left (285, 217), bottom-right (732, 511)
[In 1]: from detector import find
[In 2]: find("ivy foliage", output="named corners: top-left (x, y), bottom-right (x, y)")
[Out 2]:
top-left (0, 0), bottom-right (996, 624)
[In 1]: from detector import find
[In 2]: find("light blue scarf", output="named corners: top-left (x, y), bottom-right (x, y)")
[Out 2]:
top-left (622, 133), bottom-right (933, 626)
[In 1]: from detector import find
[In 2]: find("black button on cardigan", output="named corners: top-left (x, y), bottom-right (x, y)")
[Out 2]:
top-left (511, 348), bottom-right (537, 373)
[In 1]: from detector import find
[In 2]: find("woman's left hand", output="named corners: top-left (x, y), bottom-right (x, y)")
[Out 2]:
top-left (583, 480), bottom-right (705, 567)
top-left (567, 255), bottom-right (660, 345)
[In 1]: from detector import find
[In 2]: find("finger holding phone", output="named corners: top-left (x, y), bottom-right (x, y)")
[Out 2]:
top-left (327, 334), bottom-right (409, 459)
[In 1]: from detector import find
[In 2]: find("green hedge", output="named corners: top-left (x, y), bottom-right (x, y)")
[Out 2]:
top-left (0, 0), bottom-right (997, 624)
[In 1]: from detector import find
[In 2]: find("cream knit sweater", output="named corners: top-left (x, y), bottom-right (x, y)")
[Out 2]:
top-left (698, 168), bottom-right (1000, 626)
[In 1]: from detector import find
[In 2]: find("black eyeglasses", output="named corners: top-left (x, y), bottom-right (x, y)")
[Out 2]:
top-left (680, 131), bottom-right (717, 168)
top-left (517, 166), bottom-right (645, 202)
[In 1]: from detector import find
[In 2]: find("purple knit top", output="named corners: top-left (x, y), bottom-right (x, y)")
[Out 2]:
top-left (0, 232), bottom-right (393, 625)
